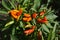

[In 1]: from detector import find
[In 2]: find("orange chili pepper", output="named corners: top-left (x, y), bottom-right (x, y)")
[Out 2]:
top-left (23, 17), bottom-right (32, 22)
top-left (32, 13), bottom-right (38, 18)
top-left (24, 13), bottom-right (31, 17)
top-left (23, 13), bottom-right (32, 22)
top-left (24, 26), bottom-right (35, 35)
top-left (23, 17), bottom-right (28, 22)
top-left (9, 8), bottom-right (23, 20)
top-left (10, 10), bottom-right (19, 19)
top-left (27, 17), bottom-right (32, 22)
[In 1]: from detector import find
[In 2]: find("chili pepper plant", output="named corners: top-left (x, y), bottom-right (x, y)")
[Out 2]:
top-left (0, 0), bottom-right (59, 40)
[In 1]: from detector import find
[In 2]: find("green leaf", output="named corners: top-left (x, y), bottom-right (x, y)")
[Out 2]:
top-left (51, 22), bottom-right (57, 40)
top-left (42, 35), bottom-right (44, 40)
top-left (12, 28), bottom-right (15, 35)
top-left (0, 10), bottom-right (7, 14)
top-left (32, 19), bottom-right (36, 25)
top-left (2, 0), bottom-right (11, 10)
top-left (2, 26), bottom-right (10, 31)
top-left (46, 8), bottom-right (52, 14)
top-left (34, 0), bottom-right (41, 8)
top-left (51, 32), bottom-right (55, 40)
top-left (17, 0), bottom-right (23, 4)
top-left (16, 0), bottom-right (20, 2)
top-left (47, 30), bottom-right (52, 40)
top-left (47, 0), bottom-right (51, 3)
top-left (11, 0), bottom-right (15, 4)
top-left (46, 22), bottom-right (53, 28)
top-left (46, 14), bottom-right (57, 20)
top-left (20, 21), bottom-right (24, 28)
top-left (10, 35), bottom-right (18, 40)
top-left (23, 0), bottom-right (29, 5)
top-left (31, 8), bottom-right (37, 12)
top-left (31, 0), bottom-right (41, 11)
top-left (8, 0), bottom-right (15, 9)
top-left (47, 22), bottom-right (58, 40)
top-left (5, 21), bottom-right (14, 27)
top-left (52, 22), bottom-right (58, 33)
top-left (42, 24), bottom-right (50, 33)
top-left (45, 8), bottom-right (55, 15)
top-left (55, 37), bottom-right (58, 40)
top-left (39, 4), bottom-right (47, 11)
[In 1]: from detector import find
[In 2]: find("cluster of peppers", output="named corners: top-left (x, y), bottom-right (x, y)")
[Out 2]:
top-left (9, 8), bottom-right (48, 35)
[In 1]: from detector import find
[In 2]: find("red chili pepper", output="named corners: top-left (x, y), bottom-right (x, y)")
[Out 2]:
top-left (24, 26), bottom-right (36, 35)
top-left (43, 16), bottom-right (47, 21)
top-left (37, 16), bottom-right (48, 24)
top-left (42, 16), bottom-right (48, 24)
top-left (32, 26), bottom-right (36, 29)
top-left (40, 11), bottom-right (45, 16)
top-left (24, 29), bottom-right (34, 35)
top-left (32, 13), bottom-right (38, 18)
top-left (17, 8), bottom-right (23, 16)
top-left (41, 20), bottom-right (47, 23)
top-left (37, 18), bottom-right (42, 23)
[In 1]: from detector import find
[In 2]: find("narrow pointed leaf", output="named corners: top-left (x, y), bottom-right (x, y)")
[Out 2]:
top-left (42, 35), bottom-right (44, 40)
top-left (46, 14), bottom-right (57, 20)
top-left (51, 22), bottom-right (57, 40)
top-left (0, 10), bottom-right (7, 14)
top-left (46, 22), bottom-right (53, 28)
top-left (11, 0), bottom-right (15, 4)
top-left (2, 26), bottom-right (10, 31)
top-left (16, 0), bottom-right (19, 2)
top-left (12, 28), bottom-right (15, 35)
top-left (10, 35), bottom-right (18, 40)
top-left (42, 24), bottom-right (50, 33)
top-left (47, 0), bottom-right (51, 3)
top-left (32, 19), bottom-right (36, 25)
top-left (47, 30), bottom-right (52, 40)
top-left (5, 21), bottom-right (14, 27)
top-left (8, 0), bottom-right (15, 9)
top-left (55, 37), bottom-right (58, 40)
top-left (20, 21), bottom-right (24, 28)
top-left (2, 0), bottom-right (11, 10)
top-left (23, 0), bottom-right (28, 5)
top-left (31, 0), bottom-right (41, 11)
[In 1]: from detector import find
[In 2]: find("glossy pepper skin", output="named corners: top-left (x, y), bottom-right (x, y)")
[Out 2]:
top-left (42, 16), bottom-right (48, 24)
top-left (37, 16), bottom-right (48, 24)
top-left (24, 26), bottom-right (36, 35)
top-left (40, 11), bottom-right (45, 16)
top-left (24, 13), bottom-right (31, 17)
top-left (37, 18), bottom-right (42, 23)
top-left (40, 10), bottom-right (45, 16)
top-left (32, 13), bottom-right (38, 18)
top-left (23, 13), bottom-right (32, 22)
top-left (9, 8), bottom-right (23, 20)
top-left (23, 17), bottom-right (31, 22)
